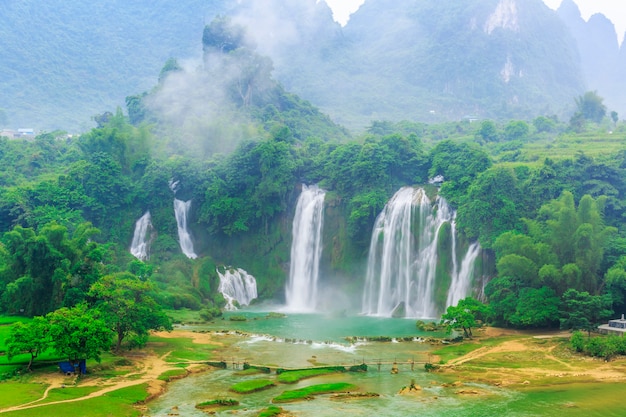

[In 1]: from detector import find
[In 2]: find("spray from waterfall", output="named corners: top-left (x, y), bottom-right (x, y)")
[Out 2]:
top-left (130, 211), bottom-right (153, 261)
top-left (218, 267), bottom-right (258, 310)
top-left (174, 199), bottom-right (197, 259)
top-left (285, 184), bottom-right (326, 312)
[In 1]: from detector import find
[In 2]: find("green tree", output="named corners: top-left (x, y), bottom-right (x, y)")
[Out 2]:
top-left (533, 116), bottom-right (556, 133)
top-left (509, 287), bottom-right (559, 328)
top-left (458, 167), bottom-right (521, 247)
top-left (6, 316), bottom-right (50, 371)
top-left (575, 91), bottom-right (606, 123)
top-left (46, 304), bottom-right (112, 363)
top-left (440, 297), bottom-right (490, 338)
top-left (604, 256), bottom-right (626, 310)
top-left (429, 140), bottom-right (492, 205)
top-left (476, 120), bottom-right (499, 142)
top-left (503, 120), bottom-right (530, 141)
top-left (89, 272), bottom-right (172, 351)
top-left (559, 289), bottom-right (613, 336)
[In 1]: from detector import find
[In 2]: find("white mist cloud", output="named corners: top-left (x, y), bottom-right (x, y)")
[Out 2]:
top-left (233, 0), bottom-right (336, 61)
top-left (146, 54), bottom-right (260, 157)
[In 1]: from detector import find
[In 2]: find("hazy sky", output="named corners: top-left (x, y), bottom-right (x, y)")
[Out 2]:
top-left (325, 0), bottom-right (626, 42)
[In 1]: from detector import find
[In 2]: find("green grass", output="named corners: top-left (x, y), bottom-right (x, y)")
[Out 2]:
top-left (272, 382), bottom-right (358, 403)
top-left (147, 336), bottom-right (218, 363)
top-left (229, 379), bottom-right (275, 393)
top-left (39, 385), bottom-right (105, 404)
top-left (258, 405), bottom-right (285, 416)
top-left (0, 382), bottom-right (47, 408)
top-left (504, 382), bottom-right (626, 416)
top-left (432, 336), bottom-right (517, 363)
top-left (164, 308), bottom-right (202, 324)
top-left (277, 368), bottom-right (345, 383)
top-left (157, 369), bottom-right (188, 381)
top-left (432, 342), bottom-right (483, 363)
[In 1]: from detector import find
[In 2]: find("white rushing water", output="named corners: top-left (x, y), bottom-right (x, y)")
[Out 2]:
top-left (362, 187), bottom-right (477, 318)
top-left (446, 241), bottom-right (481, 307)
top-left (285, 184), bottom-right (326, 312)
top-left (174, 199), bottom-right (197, 259)
top-left (218, 267), bottom-right (258, 310)
top-left (130, 211), bottom-right (153, 261)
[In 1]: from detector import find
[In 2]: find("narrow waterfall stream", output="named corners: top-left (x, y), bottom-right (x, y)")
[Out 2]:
top-left (446, 242), bottom-right (481, 307)
top-left (174, 199), bottom-right (197, 259)
top-left (129, 211), bottom-right (152, 261)
top-left (284, 184), bottom-right (326, 312)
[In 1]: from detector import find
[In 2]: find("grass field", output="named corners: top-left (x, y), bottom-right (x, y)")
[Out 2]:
top-left (229, 379), bottom-right (275, 393)
top-left (146, 335), bottom-right (218, 363)
top-left (277, 368), bottom-right (345, 383)
top-left (272, 382), bottom-right (358, 403)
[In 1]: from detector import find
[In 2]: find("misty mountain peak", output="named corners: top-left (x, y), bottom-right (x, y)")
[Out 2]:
top-left (557, 0), bottom-right (582, 23)
top-left (484, 0), bottom-right (519, 34)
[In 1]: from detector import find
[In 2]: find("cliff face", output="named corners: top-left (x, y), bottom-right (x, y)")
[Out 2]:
top-left (276, 0), bottom-right (585, 127)
top-left (557, 0), bottom-right (625, 116)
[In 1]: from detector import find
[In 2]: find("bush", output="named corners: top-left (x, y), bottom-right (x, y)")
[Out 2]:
top-left (199, 307), bottom-right (222, 321)
top-left (570, 333), bottom-right (625, 361)
top-left (570, 331), bottom-right (585, 352)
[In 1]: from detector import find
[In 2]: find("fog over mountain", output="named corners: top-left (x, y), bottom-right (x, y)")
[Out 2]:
top-left (1, 0), bottom-right (624, 132)
top-left (556, 0), bottom-right (626, 119)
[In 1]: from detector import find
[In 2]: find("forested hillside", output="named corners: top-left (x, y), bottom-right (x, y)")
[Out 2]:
top-left (1, 77), bottom-right (626, 328)
top-left (0, 0), bottom-right (233, 131)
top-left (1, 6), bottom-right (626, 337)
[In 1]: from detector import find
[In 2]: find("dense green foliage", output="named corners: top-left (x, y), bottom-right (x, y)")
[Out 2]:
top-left (89, 273), bottom-right (172, 351)
top-left (570, 331), bottom-right (626, 361)
top-left (2, 103), bottom-right (626, 331)
top-left (1, 13), bottom-right (626, 335)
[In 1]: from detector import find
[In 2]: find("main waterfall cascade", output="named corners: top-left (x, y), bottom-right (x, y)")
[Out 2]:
top-left (174, 199), bottom-right (197, 259)
top-left (362, 187), bottom-right (480, 318)
top-left (130, 211), bottom-right (153, 261)
top-left (218, 267), bottom-right (258, 310)
top-left (284, 184), bottom-right (326, 312)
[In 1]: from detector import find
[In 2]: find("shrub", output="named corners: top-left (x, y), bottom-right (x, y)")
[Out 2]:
top-left (199, 307), bottom-right (222, 321)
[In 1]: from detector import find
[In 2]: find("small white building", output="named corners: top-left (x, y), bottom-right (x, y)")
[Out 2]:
top-left (598, 314), bottom-right (626, 336)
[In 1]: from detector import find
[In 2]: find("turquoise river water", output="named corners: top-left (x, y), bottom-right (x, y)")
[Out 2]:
top-left (145, 311), bottom-right (622, 417)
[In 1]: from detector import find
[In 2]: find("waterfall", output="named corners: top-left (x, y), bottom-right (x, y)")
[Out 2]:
top-left (218, 267), bottom-right (258, 310)
top-left (362, 187), bottom-right (455, 318)
top-left (446, 242), bottom-right (481, 307)
top-left (174, 199), bottom-right (197, 259)
top-left (285, 184), bottom-right (326, 312)
top-left (130, 211), bottom-right (152, 261)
